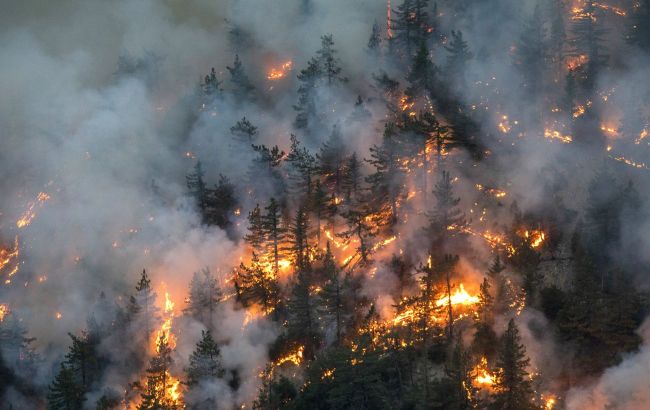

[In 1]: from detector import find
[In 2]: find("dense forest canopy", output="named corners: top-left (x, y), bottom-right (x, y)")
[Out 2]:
top-left (1, 0), bottom-right (650, 409)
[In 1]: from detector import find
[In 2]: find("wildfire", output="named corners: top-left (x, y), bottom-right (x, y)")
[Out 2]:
top-left (610, 155), bottom-right (648, 170)
top-left (520, 229), bottom-right (546, 249)
top-left (472, 356), bottom-right (496, 388)
top-left (475, 184), bottom-right (507, 198)
top-left (544, 129), bottom-right (573, 144)
top-left (274, 345), bottom-right (304, 368)
top-left (600, 123), bottom-right (619, 137)
top-left (155, 292), bottom-right (177, 350)
top-left (267, 61), bottom-right (293, 80)
top-left (435, 283), bottom-right (479, 308)
top-left (635, 128), bottom-right (649, 145)
top-left (0, 236), bottom-right (20, 284)
top-left (566, 54), bottom-right (588, 70)
top-left (16, 192), bottom-right (50, 228)
top-left (0, 304), bottom-right (8, 322)
top-left (544, 395), bottom-right (557, 410)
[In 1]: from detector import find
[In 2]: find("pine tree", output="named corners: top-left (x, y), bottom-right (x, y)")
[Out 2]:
top-left (489, 319), bottom-right (536, 410)
top-left (184, 268), bottom-right (223, 327)
top-left (338, 202), bottom-right (380, 265)
top-left (287, 206), bottom-right (311, 272)
top-left (248, 144), bottom-right (286, 199)
top-left (230, 117), bottom-right (258, 145)
top-left (316, 34), bottom-right (346, 85)
top-left (209, 174), bottom-right (237, 229)
top-left (201, 67), bottom-right (222, 97)
top-left (64, 331), bottom-right (100, 391)
top-left (47, 364), bottom-right (85, 410)
top-left (262, 198), bottom-right (288, 273)
top-left (513, 4), bottom-right (548, 104)
top-left (472, 277), bottom-right (498, 360)
top-left (227, 54), bottom-right (255, 102)
top-left (368, 20), bottom-right (382, 51)
top-left (309, 180), bottom-right (336, 247)
top-left (318, 126), bottom-right (347, 195)
top-left (0, 311), bottom-right (39, 376)
top-left (547, 0), bottom-right (567, 70)
top-left (405, 42), bottom-right (437, 103)
top-left (569, 0), bottom-right (609, 92)
top-left (341, 152), bottom-right (362, 202)
top-left (389, 0), bottom-right (432, 59)
top-left (366, 122), bottom-right (406, 226)
top-left (138, 333), bottom-right (181, 410)
top-left (235, 253), bottom-right (281, 315)
top-left (186, 161), bottom-right (208, 215)
top-left (318, 243), bottom-right (352, 344)
top-left (186, 330), bottom-right (224, 386)
top-left (135, 269), bottom-right (159, 342)
top-left (442, 342), bottom-right (477, 410)
top-left (294, 57), bottom-right (321, 130)
top-left (428, 170), bottom-right (466, 249)
top-left (627, 0), bottom-right (650, 51)
top-left (444, 30), bottom-right (473, 89)
top-left (287, 270), bottom-right (321, 360)
top-left (245, 204), bottom-right (266, 255)
top-left (286, 134), bottom-right (317, 197)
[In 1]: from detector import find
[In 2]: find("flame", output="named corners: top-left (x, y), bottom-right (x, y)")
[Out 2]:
top-left (520, 229), bottom-right (546, 249)
top-left (16, 192), bottom-right (50, 228)
top-left (55, 312), bottom-right (62, 320)
top-left (635, 128), bottom-right (649, 145)
top-left (544, 129), bottom-right (573, 144)
top-left (566, 54), bottom-right (588, 70)
top-left (435, 284), bottom-right (479, 307)
top-left (321, 368), bottom-right (335, 380)
top-left (267, 61), bottom-right (293, 80)
top-left (0, 236), bottom-right (20, 284)
top-left (472, 356), bottom-right (496, 389)
top-left (600, 123), bottom-right (619, 137)
top-left (274, 345), bottom-right (304, 367)
top-left (544, 395), bottom-right (557, 410)
top-left (0, 304), bottom-right (8, 322)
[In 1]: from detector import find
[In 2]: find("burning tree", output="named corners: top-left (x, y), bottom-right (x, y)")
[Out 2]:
top-left (138, 333), bottom-right (183, 409)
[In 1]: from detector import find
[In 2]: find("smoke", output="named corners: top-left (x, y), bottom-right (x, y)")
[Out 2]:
top-left (2, 0), bottom-right (650, 407)
top-left (565, 318), bottom-right (650, 410)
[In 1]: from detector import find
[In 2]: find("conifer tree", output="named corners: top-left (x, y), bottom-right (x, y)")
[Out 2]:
top-left (428, 170), bottom-right (466, 249)
top-left (309, 180), bottom-right (336, 247)
top-left (627, 0), bottom-right (650, 51)
top-left (341, 152), bottom-right (362, 202)
top-left (235, 253), bottom-right (281, 315)
top-left (227, 54), bottom-right (255, 102)
top-left (294, 58), bottom-right (321, 130)
top-left (318, 243), bottom-right (352, 344)
top-left (513, 4), bottom-right (548, 104)
top-left (184, 268), bottom-right (223, 327)
top-left (287, 270), bottom-right (321, 360)
top-left (389, 0), bottom-right (432, 59)
top-left (135, 269), bottom-right (159, 343)
top-left (472, 277), bottom-right (498, 359)
top-left (186, 161), bottom-right (208, 214)
top-left (368, 20), bottom-right (382, 51)
top-left (287, 206), bottom-right (311, 272)
top-left (366, 122), bottom-right (406, 226)
top-left (262, 198), bottom-right (288, 273)
top-left (338, 202), bottom-right (379, 265)
top-left (286, 134), bottom-right (317, 197)
top-left (317, 34), bottom-right (346, 85)
top-left (47, 364), bottom-right (85, 410)
top-left (569, 0), bottom-right (609, 92)
top-left (244, 204), bottom-right (265, 255)
top-left (138, 333), bottom-right (181, 410)
top-left (405, 42), bottom-right (437, 103)
top-left (186, 330), bottom-right (224, 387)
top-left (230, 117), bottom-right (258, 145)
top-left (489, 319), bottom-right (536, 410)
top-left (444, 30), bottom-right (473, 89)
top-left (318, 126), bottom-right (347, 195)
top-left (202, 67), bottom-right (222, 97)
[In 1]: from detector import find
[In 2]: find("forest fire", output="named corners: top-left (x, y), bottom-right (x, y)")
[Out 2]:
top-left (0, 303), bottom-right (8, 322)
top-left (544, 129), bottom-right (573, 144)
top-left (267, 61), bottom-right (293, 80)
top-left (472, 357), bottom-right (496, 389)
top-left (16, 192), bottom-right (50, 228)
top-left (6, 1), bottom-right (650, 409)
top-left (435, 283), bottom-right (479, 308)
